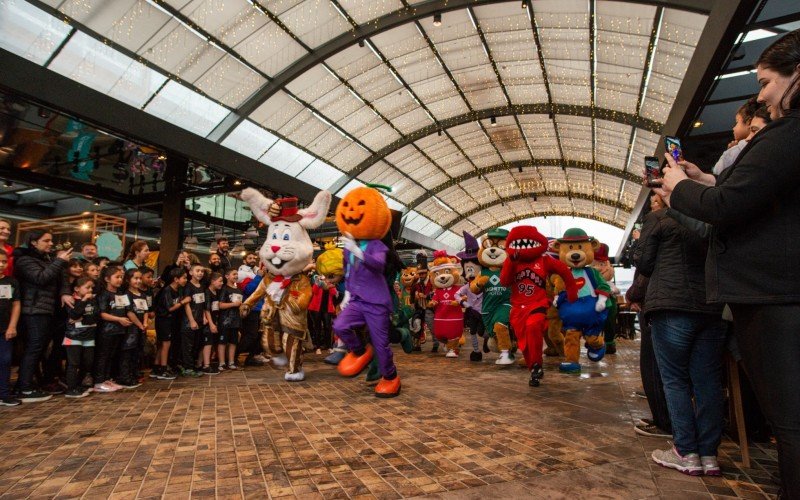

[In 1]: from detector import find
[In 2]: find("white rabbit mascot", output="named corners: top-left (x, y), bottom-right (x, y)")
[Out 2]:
top-left (239, 189), bottom-right (331, 381)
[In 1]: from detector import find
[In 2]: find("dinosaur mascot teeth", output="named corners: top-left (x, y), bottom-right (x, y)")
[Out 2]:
top-left (470, 228), bottom-right (515, 366)
top-left (239, 189), bottom-right (331, 382)
top-left (456, 231), bottom-right (484, 362)
top-left (551, 228), bottom-right (613, 374)
top-left (500, 226), bottom-right (578, 387)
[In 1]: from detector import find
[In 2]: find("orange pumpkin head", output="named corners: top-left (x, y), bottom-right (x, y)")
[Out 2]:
top-left (335, 186), bottom-right (391, 240)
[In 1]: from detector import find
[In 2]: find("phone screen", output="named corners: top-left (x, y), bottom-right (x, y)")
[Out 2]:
top-left (645, 156), bottom-right (661, 187)
top-left (665, 136), bottom-right (683, 162)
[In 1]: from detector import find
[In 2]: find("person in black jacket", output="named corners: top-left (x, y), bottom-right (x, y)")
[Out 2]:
top-left (655, 30), bottom-right (800, 497)
top-left (13, 230), bottom-right (72, 403)
top-left (635, 193), bottom-right (726, 476)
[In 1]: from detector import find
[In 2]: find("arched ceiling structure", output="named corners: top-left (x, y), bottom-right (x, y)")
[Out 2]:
top-left (4, 0), bottom-right (710, 250)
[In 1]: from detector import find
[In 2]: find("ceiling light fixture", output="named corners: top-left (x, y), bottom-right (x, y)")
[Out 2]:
top-left (93, 199), bottom-right (100, 206)
top-left (433, 13), bottom-right (442, 26)
top-left (233, 179), bottom-right (242, 186)
top-left (692, 120), bottom-right (704, 128)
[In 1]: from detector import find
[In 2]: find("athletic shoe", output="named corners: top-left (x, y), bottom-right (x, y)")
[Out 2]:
top-left (93, 383), bottom-right (118, 393)
top-left (227, 364), bottom-right (239, 370)
top-left (651, 446), bottom-right (702, 476)
top-left (634, 423), bottom-right (671, 438)
top-left (149, 367), bottom-right (162, 378)
top-left (106, 380), bottom-right (124, 390)
top-left (529, 363), bottom-right (544, 387)
top-left (156, 369), bottom-right (177, 380)
top-left (64, 388), bottom-right (89, 399)
top-left (445, 349), bottom-right (459, 358)
top-left (252, 354), bottom-right (270, 364)
top-left (19, 390), bottom-right (53, 403)
top-left (701, 456), bottom-right (721, 476)
top-left (635, 391), bottom-right (648, 399)
top-left (218, 364), bottom-right (226, 371)
top-left (202, 366), bottom-right (220, 375)
top-left (0, 397), bottom-right (21, 406)
top-left (180, 368), bottom-right (203, 378)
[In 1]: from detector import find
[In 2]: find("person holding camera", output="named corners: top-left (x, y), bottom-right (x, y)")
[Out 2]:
top-left (654, 29), bottom-right (800, 497)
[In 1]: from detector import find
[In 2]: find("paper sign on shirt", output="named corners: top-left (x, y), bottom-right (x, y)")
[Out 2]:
top-left (75, 321), bottom-right (97, 329)
top-left (0, 285), bottom-right (12, 299)
top-left (192, 293), bottom-right (205, 304)
top-left (230, 293), bottom-right (243, 304)
top-left (133, 298), bottom-right (149, 311)
top-left (211, 301), bottom-right (219, 311)
top-left (114, 294), bottom-right (131, 307)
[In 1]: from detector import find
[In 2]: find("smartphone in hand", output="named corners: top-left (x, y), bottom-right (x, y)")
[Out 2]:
top-left (644, 156), bottom-right (662, 187)
top-left (665, 136), bottom-right (683, 162)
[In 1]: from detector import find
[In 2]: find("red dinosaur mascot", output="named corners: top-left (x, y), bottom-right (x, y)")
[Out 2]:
top-left (500, 225), bottom-right (578, 387)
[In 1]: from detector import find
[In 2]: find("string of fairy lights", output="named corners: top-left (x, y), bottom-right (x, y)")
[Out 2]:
top-left (43, 0), bottom-right (705, 237)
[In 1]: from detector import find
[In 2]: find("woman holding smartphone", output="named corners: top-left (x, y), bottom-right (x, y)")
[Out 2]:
top-left (655, 30), bottom-right (800, 497)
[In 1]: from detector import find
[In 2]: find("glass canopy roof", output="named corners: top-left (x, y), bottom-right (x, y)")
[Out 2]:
top-left (0, 0), bottom-right (709, 248)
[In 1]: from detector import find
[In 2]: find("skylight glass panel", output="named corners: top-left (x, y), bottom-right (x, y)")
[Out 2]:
top-left (221, 120), bottom-right (278, 160)
top-left (144, 80), bottom-right (228, 136)
top-left (296, 160), bottom-right (344, 190)
top-left (259, 139), bottom-right (315, 176)
top-left (437, 230), bottom-right (463, 251)
top-left (48, 31), bottom-right (167, 109)
top-left (0, 0), bottom-right (72, 65)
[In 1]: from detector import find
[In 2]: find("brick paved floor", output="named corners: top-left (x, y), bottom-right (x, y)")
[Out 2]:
top-left (0, 339), bottom-right (779, 499)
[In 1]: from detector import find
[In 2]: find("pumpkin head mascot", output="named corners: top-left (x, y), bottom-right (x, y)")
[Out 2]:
top-left (333, 184), bottom-right (401, 398)
top-left (500, 226), bottom-right (578, 386)
top-left (456, 232), bottom-right (484, 362)
top-left (239, 188), bottom-right (332, 381)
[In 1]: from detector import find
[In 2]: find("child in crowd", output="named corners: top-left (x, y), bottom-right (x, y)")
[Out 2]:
top-left (180, 264), bottom-right (206, 377)
top-left (95, 265), bottom-right (131, 393)
top-left (0, 249), bottom-right (20, 406)
top-left (83, 261), bottom-right (100, 283)
top-left (152, 268), bottom-right (187, 380)
top-left (713, 97), bottom-right (771, 175)
top-left (118, 269), bottom-right (147, 388)
top-left (218, 268), bottom-right (242, 370)
top-left (63, 276), bottom-right (97, 398)
top-left (97, 257), bottom-right (110, 272)
top-left (199, 272), bottom-right (223, 375)
top-left (139, 267), bottom-right (156, 379)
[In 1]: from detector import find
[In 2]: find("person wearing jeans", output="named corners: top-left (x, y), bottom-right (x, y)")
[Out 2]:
top-left (13, 231), bottom-right (71, 403)
top-left (635, 194), bottom-right (723, 476)
top-left (649, 312), bottom-right (726, 468)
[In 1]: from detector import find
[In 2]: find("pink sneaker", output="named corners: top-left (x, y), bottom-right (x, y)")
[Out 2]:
top-left (93, 383), bottom-right (118, 393)
top-left (106, 380), bottom-right (124, 390)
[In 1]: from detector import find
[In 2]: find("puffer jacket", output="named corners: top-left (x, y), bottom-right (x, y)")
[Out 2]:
top-left (634, 209), bottom-right (722, 318)
top-left (13, 246), bottom-right (68, 316)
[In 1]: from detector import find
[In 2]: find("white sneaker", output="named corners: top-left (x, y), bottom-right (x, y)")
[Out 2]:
top-left (106, 380), bottom-right (123, 390)
top-left (700, 456), bottom-right (721, 476)
top-left (284, 370), bottom-right (305, 382)
top-left (445, 349), bottom-right (459, 358)
top-left (495, 351), bottom-right (514, 365)
top-left (93, 383), bottom-right (118, 393)
top-left (227, 364), bottom-right (238, 370)
top-left (253, 354), bottom-right (270, 364)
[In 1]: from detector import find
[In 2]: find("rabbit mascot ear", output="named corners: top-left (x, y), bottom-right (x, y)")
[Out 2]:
top-left (298, 190), bottom-right (332, 230)
top-left (240, 188), bottom-right (275, 225)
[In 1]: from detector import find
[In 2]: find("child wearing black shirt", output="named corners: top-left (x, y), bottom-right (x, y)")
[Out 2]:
top-left (64, 276), bottom-right (97, 398)
top-left (219, 268), bottom-right (243, 370)
top-left (153, 268), bottom-right (187, 380)
top-left (95, 266), bottom-right (132, 392)
top-left (200, 273), bottom-right (223, 375)
top-left (0, 249), bottom-right (20, 406)
top-left (180, 264), bottom-right (207, 377)
top-left (118, 268), bottom-right (148, 389)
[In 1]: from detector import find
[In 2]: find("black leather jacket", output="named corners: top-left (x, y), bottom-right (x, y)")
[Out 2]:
top-left (13, 246), bottom-right (68, 316)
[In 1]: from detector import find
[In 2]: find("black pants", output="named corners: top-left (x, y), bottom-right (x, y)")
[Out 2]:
top-left (18, 314), bottom-right (53, 392)
top-left (65, 345), bottom-right (94, 391)
top-left (180, 328), bottom-right (198, 369)
top-left (639, 312), bottom-right (672, 433)
top-left (464, 308), bottom-right (485, 337)
top-left (118, 348), bottom-right (138, 384)
top-left (731, 304), bottom-right (800, 498)
top-left (93, 335), bottom-right (120, 384)
top-left (237, 314), bottom-right (261, 358)
top-left (309, 310), bottom-right (332, 350)
top-left (43, 318), bottom-right (66, 384)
